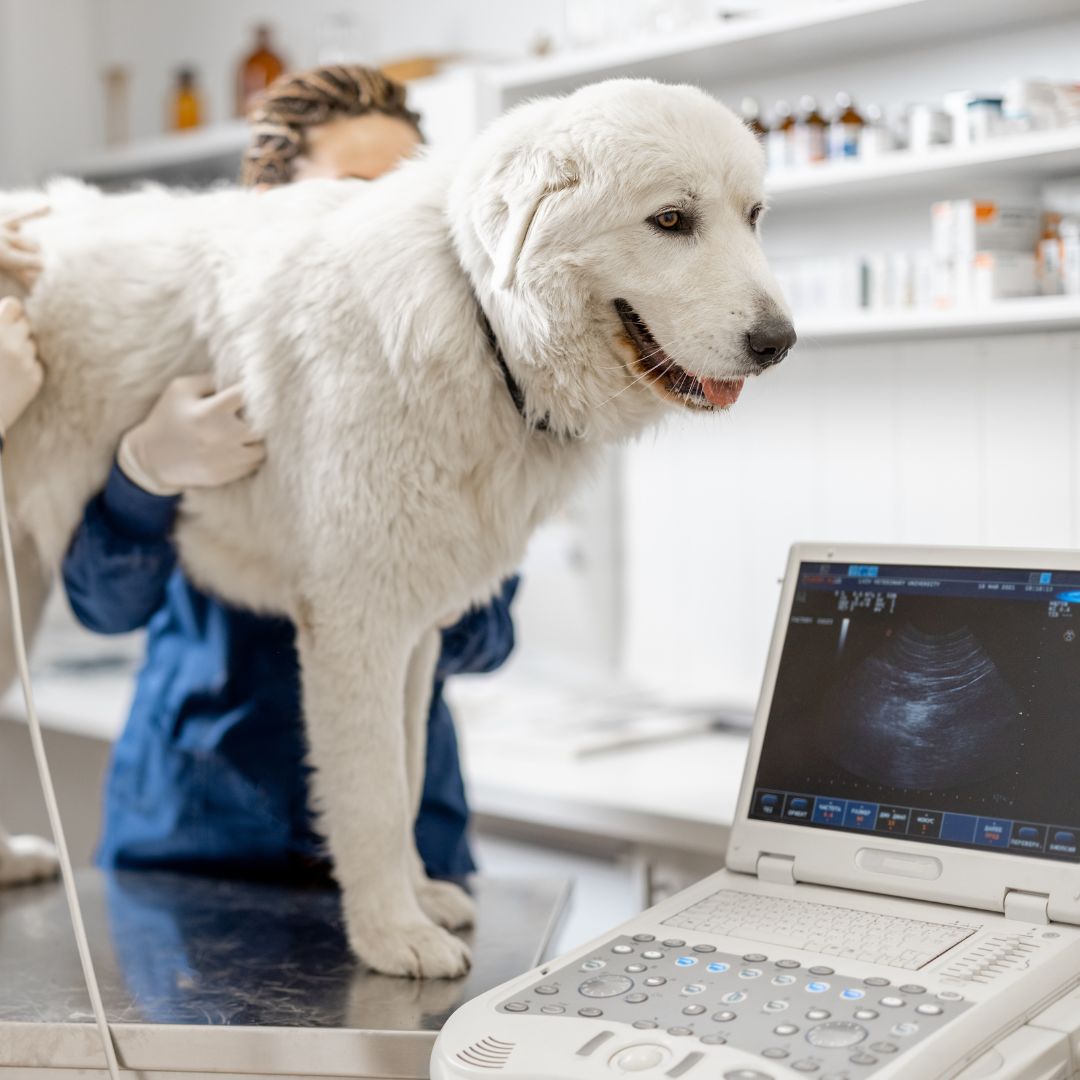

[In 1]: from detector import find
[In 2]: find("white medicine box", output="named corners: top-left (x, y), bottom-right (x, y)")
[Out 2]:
top-left (932, 200), bottom-right (1041, 306)
top-left (971, 251), bottom-right (1038, 304)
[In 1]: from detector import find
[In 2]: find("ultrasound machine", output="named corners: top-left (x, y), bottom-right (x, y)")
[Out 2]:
top-left (432, 544), bottom-right (1080, 1080)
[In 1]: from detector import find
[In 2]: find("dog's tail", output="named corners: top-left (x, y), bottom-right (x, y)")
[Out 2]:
top-left (0, 532), bottom-right (51, 704)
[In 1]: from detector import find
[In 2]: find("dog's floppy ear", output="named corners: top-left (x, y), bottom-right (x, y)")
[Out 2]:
top-left (485, 152), bottom-right (579, 291)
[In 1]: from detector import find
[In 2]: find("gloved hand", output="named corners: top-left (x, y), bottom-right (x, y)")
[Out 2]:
top-left (0, 297), bottom-right (44, 438)
top-left (0, 208), bottom-right (46, 289)
top-left (118, 374), bottom-right (267, 496)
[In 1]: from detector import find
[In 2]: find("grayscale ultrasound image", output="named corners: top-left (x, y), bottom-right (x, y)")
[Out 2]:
top-left (824, 624), bottom-right (1022, 789)
top-left (751, 563), bottom-right (1080, 856)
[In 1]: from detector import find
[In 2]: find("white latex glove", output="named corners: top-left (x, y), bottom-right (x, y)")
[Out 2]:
top-left (0, 297), bottom-right (44, 439)
top-left (0, 207), bottom-right (46, 289)
top-left (118, 374), bottom-right (267, 496)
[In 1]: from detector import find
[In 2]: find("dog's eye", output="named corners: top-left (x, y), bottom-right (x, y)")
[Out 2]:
top-left (651, 208), bottom-right (690, 233)
top-left (749, 204), bottom-right (764, 227)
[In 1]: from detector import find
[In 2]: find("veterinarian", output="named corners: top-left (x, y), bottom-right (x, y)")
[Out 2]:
top-left (61, 65), bottom-right (518, 882)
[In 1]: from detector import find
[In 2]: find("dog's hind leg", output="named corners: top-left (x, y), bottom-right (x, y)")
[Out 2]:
top-left (403, 626), bottom-right (475, 931)
top-left (0, 520), bottom-right (58, 889)
top-left (0, 531), bottom-right (51, 702)
top-left (297, 607), bottom-right (471, 978)
top-left (0, 824), bottom-right (58, 886)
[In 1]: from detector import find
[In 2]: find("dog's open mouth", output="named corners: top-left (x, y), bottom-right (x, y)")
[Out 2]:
top-left (613, 298), bottom-right (744, 410)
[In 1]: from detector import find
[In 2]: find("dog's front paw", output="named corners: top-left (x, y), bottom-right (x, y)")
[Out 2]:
top-left (416, 878), bottom-right (476, 930)
top-left (0, 834), bottom-right (59, 886)
top-left (349, 919), bottom-right (472, 979)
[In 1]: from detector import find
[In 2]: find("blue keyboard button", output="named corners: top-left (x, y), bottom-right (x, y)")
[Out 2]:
top-left (707, 962), bottom-right (730, 974)
top-left (806, 981), bottom-right (830, 993)
top-left (676, 956), bottom-right (698, 967)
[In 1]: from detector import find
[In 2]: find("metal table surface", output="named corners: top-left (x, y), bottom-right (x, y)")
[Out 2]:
top-left (0, 868), bottom-right (571, 1079)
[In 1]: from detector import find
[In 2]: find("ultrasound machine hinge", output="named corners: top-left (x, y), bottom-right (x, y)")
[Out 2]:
top-left (1003, 889), bottom-right (1051, 925)
top-left (756, 853), bottom-right (796, 886)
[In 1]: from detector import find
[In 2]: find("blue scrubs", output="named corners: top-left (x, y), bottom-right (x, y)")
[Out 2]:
top-left (63, 462), bottom-right (517, 881)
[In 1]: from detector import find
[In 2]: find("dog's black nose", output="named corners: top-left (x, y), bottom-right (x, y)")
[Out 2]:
top-left (747, 317), bottom-right (797, 368)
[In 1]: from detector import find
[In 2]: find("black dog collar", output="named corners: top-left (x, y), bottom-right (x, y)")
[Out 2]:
top-left (475, 303), bottom-right (552, 434)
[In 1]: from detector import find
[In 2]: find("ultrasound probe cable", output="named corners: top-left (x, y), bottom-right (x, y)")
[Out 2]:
top-left (0, 443), bottom-right (123, 1080)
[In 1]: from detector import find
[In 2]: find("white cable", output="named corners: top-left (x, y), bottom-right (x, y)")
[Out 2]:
top-left (0, 451), bottom-right (123, 1080)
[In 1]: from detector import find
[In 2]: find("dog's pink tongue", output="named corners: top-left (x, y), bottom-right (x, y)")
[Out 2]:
top-left (702, 378), bottom-right (745, 408)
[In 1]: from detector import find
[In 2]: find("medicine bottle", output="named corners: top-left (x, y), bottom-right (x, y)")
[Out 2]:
top-left (828, 92), bottom-right (863, 159)
top-left (740, 97), bottom-right (768, 141)
top-left (859, 104), bottom-right (889, 158)
top-left (171, 68), bottom-right (202, 131)
top-left (793, 95), bottom-right (827, 166)
top-left (766, 100), bottom-right (794, 172)
top-left (237, 24), bottom-right (286, 117)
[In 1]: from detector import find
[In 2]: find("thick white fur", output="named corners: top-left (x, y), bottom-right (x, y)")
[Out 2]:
top-left (0, 79), bottom-right (790, 976)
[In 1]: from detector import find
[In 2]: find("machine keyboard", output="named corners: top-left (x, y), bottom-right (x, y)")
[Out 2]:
top-left (664, 890), bottom-right (977, 970)
top-left (498, 933), bottom-right (978, 1076)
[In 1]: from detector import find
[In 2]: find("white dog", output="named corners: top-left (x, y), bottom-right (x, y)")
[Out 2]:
top-left (0, 79), bottom-right (794, 977)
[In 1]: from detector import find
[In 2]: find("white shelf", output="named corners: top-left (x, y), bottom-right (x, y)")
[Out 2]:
top-left (797, 297), bottom-right (1080, 343)
top-left (70, 121), bottom-right (249, 182)
top-left (767, 126), bottom-right (1080, 206)
top-left (481, 0), bottom-right (1080, 104)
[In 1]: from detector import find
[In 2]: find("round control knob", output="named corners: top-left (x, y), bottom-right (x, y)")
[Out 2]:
top-left (580, 975), bottom-right (635, 999)
top-left (611, 1045), bottom-right (669, 1072)
top-left (805, 1021), bottom-right (869, 1049)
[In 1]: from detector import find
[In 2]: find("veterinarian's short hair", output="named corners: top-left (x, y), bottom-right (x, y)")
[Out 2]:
top-left (241, 64), bottom-right (423, 187)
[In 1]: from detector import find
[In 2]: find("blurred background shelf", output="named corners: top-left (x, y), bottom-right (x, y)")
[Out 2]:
top-left (70, 121), bottom-right (249, 185)
top-left (480, 0), bottom-right (1080, 111)
top-left (797, 296), bottom-right (1080, 343)
top-left (64, 68), bottom-right (480, 186)
top-left (766, 125), bottom-right (1080, 206)
top-left (67, 116), bottom-right (1080, 198)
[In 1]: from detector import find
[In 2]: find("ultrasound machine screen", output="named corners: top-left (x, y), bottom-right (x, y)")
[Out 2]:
top-left (750, 562), bottom-right (1080, 863)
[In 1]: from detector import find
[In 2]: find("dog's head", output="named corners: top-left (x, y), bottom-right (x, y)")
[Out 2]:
top-left (451, 79), bottom-right (794, 435)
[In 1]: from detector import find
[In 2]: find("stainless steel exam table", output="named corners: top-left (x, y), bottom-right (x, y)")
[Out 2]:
top-left (0, 868), bottom-right (570, 1078)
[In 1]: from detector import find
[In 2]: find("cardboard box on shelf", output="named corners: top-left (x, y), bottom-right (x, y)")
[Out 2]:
top-left (971, 251), bottom-right (1038, 304)
top-left (932, 199), bottom-right (1041, 307)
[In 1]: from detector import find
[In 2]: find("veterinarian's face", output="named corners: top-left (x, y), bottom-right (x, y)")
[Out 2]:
top-left (293, 113), bottom-right (421, 182)
top-left (514, 91), bottom-right (795, 415)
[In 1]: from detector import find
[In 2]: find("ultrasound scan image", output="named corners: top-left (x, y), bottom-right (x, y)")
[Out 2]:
top-left (752, 563), bottom-right (1080, 858)
top-left (823, 624), bottom-right (1022, 790)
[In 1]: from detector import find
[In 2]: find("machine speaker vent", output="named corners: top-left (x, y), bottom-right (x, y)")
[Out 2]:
top-left (456, 1036), bottom-right (516, 1070)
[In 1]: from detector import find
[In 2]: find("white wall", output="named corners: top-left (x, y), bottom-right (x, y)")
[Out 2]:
top-left (3, 2), bottom-right (1079, 705)
top-left (619, 13), bottom-right (1080, 709)
top-left (0, 0), bottom-right (101, 185)
top-left (0, 0), bottom-right (564, 183)
top-left (52, 0), bottom-right (562, 171)
top-left (622, 331), bottom-right (1080, 707)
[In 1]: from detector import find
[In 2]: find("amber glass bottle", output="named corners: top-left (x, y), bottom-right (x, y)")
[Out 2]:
top-left (740, 97), bottom-right (768, 140)
top-left (236, 25), bottom-right (286, 116)
top-left (766, 100), bottom-right (794, 172)
top-left (793, 95), bottom-right (827, 166)
top-left (828, 91), bottom-right (864, 159)
top-left (171, 68), bottom-right (202, 131)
